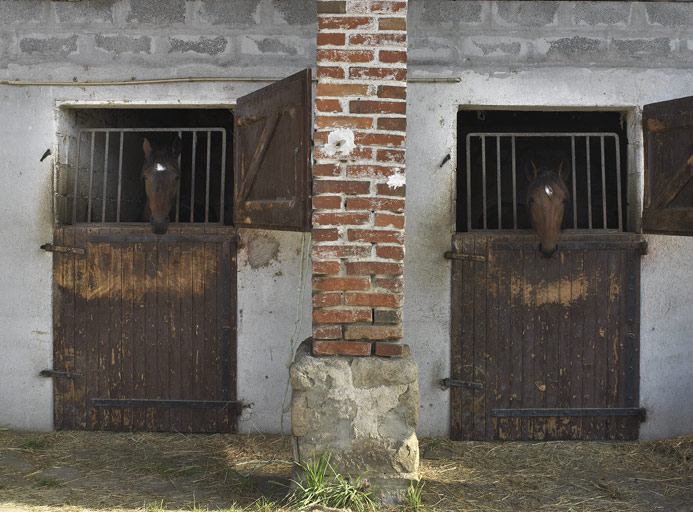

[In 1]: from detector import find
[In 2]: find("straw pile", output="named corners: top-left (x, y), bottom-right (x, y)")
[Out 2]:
top-left (1, 430), bottom-right (691, 512)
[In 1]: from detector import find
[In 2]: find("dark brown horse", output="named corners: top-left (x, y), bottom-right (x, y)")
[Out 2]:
top-left (142, 137), bottom-right (181, 235)
top-left (526, 162), bottom-right (570, 258)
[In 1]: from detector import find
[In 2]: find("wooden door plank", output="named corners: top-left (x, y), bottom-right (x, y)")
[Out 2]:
top-left (556, 249), bottom-right (573, 439)
top-left (73, 227), bottom-right (89, 429)
top-left (520, 247), bottom-right (536, 440)
top-left (52, 227), bottom-right (67, 429)
top-left (191, 242), bottom-right (206, 432)
top-left (155, 240), bottom-right (171, 431)
top-left (180, 239), bottom-right (194, 432)
top-left (168, 241), bottom-right (182, 431)
top-left (108, 231), bottom-right (124, 430)
top-left (85, 227), bottom-right (99, 430)
top-left (120, 237), bottom-right (134, 431)
top-left (203, 240), bottom-right (219, 432)
top-left (544, 253), bottom-right (562, 440)
top-left (593, 248), bottom-right (609, 440)
top-left (132, 239), bottom-right (147, 430)
top-left (144, 238), bottom-right (158, 430)
top-left (533, 253), bottom-right (549, 441)
top-left (568, 250), bottom-right (585, 439)
top-left (472, 235), bottom-right (488, 440)
top-left (605, 250), bottom-right (621, 439)
top-left (495, 245), bottom-right (513, 440)
top-left (581, 249), bottom-right (597, 440)
top-left (485, 240), bottom-right (499, 440)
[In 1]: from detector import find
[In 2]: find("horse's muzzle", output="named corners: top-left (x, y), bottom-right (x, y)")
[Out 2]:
top-left (150, 217), bottom-right (169, 235)
top-left (538, 244), bottom-right (557, 259)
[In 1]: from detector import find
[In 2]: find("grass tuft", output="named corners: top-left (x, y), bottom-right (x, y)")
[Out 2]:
top-left (285, 451), bottom-right (375, 512)
top-left (404, 480), bottom-right (425, 511)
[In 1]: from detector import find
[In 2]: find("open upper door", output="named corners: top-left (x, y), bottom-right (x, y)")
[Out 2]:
top-left (234, 68), bottom-right (312, 231)
top-left (643, 96), bottom-right (693, 235)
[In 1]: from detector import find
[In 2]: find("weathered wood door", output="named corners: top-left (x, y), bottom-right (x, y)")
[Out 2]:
top-left (51, 225), bottom-right (238, 432)
top-left (450, 233), bottom-right (645, 441)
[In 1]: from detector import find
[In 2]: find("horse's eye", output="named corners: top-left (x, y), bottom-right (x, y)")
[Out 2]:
top-left (528, 197), bottom-right (535, 204)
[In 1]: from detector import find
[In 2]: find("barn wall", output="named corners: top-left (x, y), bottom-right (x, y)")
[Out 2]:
top-left (0, 0), bottom-right (315, 432)
top-left (407, 0), bottom-right (693, 440)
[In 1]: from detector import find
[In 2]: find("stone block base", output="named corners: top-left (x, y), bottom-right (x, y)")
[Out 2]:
top-left (290, 341), bottom-right (420, 504)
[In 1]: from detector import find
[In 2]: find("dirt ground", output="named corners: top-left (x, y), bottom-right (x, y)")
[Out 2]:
top-left (0, 430), bottom-right (691, 512)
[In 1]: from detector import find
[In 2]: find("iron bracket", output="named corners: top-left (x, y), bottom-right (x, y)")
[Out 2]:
top-left (40, 243), bottom-right (85, 255)
top-left (39, 369), bottom-right (83, 380)
top-left (440, 378), bottom-right (483, 391)
top-left (444, 251), bottom-right (486, 262)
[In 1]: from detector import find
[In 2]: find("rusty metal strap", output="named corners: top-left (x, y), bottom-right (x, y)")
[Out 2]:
top-left (492, 408), bottom-right (646, 421)
top-left (492, 240), bottom-right (647, 252)
top-left (444, 251), bottom-right (486, 262)
top-left (89, 234), bottom-right (235, 244)
top-left (41, 243), bottom-right (85, 255)
top-left (90, 398), bottom-right (245, 410)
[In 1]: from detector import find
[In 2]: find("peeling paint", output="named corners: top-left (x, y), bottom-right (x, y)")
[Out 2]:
top-left (324, 128), bottom-right (355, 157)
top-left (245, 233), bottom-right (280, 269)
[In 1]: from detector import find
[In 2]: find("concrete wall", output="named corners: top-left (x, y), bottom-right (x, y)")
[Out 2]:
top-left (0, 0), bottom-right (315, 433)
top-left (407, 0), bottom-right (693, 440)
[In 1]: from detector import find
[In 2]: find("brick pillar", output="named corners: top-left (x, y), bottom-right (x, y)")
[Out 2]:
top-left (312, 0), bottom-right (407, 357)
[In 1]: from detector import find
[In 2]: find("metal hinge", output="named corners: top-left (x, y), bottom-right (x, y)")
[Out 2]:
top-left (39, 369), bottom-right (83, 380)
top-left (40, 243), bottom-right (85, 255)
top-left (444, 251), bottom-right (486, 262)
top-left (440, 378), bottom-right (484, 391)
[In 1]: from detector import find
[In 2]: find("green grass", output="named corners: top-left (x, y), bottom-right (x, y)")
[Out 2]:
top-left (285, 451), bottom-right (375, 512)
top-left (35, 477), bottom-right (63, 488)
top-left (404, 481), bottom-right (425, 511)
top-left (19, 438), bottom-right (50, 451)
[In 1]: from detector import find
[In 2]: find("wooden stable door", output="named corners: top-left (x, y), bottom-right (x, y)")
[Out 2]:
top-left (50, 226), bottom-right (238, 432)
top-left (449, 233), bottom-right (646, 441)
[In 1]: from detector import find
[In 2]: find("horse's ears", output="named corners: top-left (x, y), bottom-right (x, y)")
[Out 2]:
top-left (143, 138), bottom-right (152, 159)
top-left (530, 160), bottom-right (539, 179)
top-left (171, 136), bottom-right (182, 158)
top-left (557, 160), bottom-right (569, 182)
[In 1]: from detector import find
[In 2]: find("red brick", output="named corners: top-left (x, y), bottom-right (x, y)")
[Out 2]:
top-left (344, 325), bottom-right (403, 341)
top-left (379, 17), bottom-right (406, 31)
top-left (355, 132), bottom-right (405, 148)
top-left (376, 245), bottom-right (405, 260)
top-left (317, 1), bottom-right (346, 14)
top-left (377, 85), bottom-right (406, 99)
top-left (377, 183), bottom-right (406, 196)
top-left (345, 292), bottom-right (402, 307)
top-left (376, 149), bottom-right (406, 163)
top-left (313, 325), bottom-right (343, 340)
top-left (314, 180), bottom-right (370, 195)
top-left (349, 33), bottom-right (407, 46)
top-left (346, 261), bottom-right (403, 275)
top-left (313, 261), bottom-right (341, 274)
top-left (349, 67), bottom-right (407, 81)
top-left (371, 1), bottom-right (407, 13)
top-left (375, 213), bottom-right (405, 229)
top-left (312, 340), bottom-right (372, 356)
top-left (346, 197), bottom-right (405, 212)
top-left (377, 117), bottom-right (407, 131)
top-left (313, 195), bottom-right (342, 209)
top-left (376, 277), bottom-right (403, 292)
top-left (318, 16), bottom-right (374, 31)
top-left (316, 83), bottom-right (370, 97)
top-left (314, 146), bottom-right (373, 161)
top-left (317, 32), bottom-right (346, 46)
top-left (312, 276), bottom-right (371, 291)
top-left (314, 212), bottom-right (370, 226)
top-left (379, 50), bottom-right (407, 64)
top-left (313, 164), bottom-right (342, 178)
top-left (347, 165), bottom-right (401, 179)
top-left (315, 116), bottom-right (374, 130)
top-left (316, 99), bottom-right (343, 113)
top-left (317, 49), bottom-right (374, 63)
top-left (312, 245), bottom-right (372, 260)
top-left (350, 100), bottom-right (406, 115)
top-left (313, 292), bottom-right (342, 308)
top-left (312, 228), bottom-right (339, 242)
top-left (374, 342), bottom-right (404, 357)
top-left (313, 308), bottom-right (372, 324)
top-left (317, 66), bottom-right (345, 79)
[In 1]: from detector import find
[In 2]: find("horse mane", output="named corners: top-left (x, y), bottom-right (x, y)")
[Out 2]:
top-left (527, 168), bottom-right (570, 201)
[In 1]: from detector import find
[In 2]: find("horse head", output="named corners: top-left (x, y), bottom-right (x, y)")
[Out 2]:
top-left (142, 137), bottom-right (182, 235)
top-left (526, 161), bottom-right (570, 258)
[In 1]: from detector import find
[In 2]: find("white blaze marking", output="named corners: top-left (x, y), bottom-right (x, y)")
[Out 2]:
top-left (156, 163), bottom-right (166, 172)
top-left (544, 185), bottom-right (553, 196)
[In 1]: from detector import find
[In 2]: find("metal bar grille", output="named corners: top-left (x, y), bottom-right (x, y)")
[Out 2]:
top-left (72, 127), bottom-right (227, 225)
top-left (465, 132), bottom-right (623, 232)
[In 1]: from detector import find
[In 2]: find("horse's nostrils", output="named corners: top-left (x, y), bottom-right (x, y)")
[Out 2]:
top-left (539, 244), bottom-right (557, 258)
